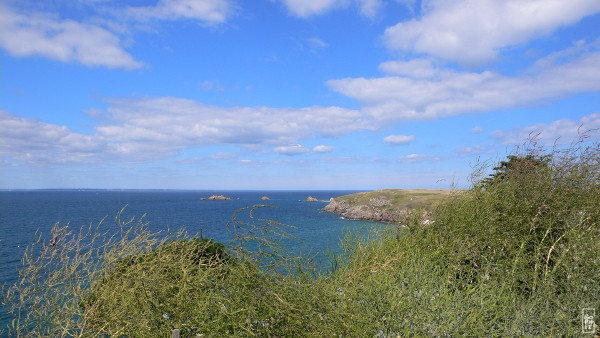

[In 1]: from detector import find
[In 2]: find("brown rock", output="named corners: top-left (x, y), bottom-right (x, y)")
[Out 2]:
top-left (323, 197), bottom-right (404, 223)
top-left (202, 194), bottom-right (231, 201)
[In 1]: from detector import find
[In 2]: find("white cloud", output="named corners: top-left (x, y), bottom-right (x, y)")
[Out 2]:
top-left (455, 145), bottom-right (493, 156)
top-left (308, 37), bottom-right (329, 51)
top-left (280, 0), bottom-right (342, 17)
top-left (397, 0), bottom-right (417, 13)
top-left (398, 153), bottom-right (440, 163)
top-left (328, 44), bottom-right (600, 121)
top-left (0, 111), bottom-right (107, 164)
top-left (98, 97), bottom-right (369, 148)
top-left (383, 0), bottom-right (600, 65)
top-left (471, 126), bottom-right (483, 134)
top-left (199, 80), bottom-right (225, 92)
top-left (357, 0), bottom-right (383, 18)
top-left (384, 134), bottom-right (415, 145)
top-left (126, 0), bottom-right (231, 24)
top-left (274, 144), bottom-right (309, 156)
top-left (281, 0), bottom-right (381, 18)
top-left (0, 4), bottom-right (142, 69)
top-left (313, 145), bottom-right (334, 153)
top-left (492, 112), bottom-right (600, 145)
top-left (1, 98), bottom-right (371, 164)
top-left (379, 58), bottom-right (437, 78)
top-left (209, 152), bottom-right (240, 160)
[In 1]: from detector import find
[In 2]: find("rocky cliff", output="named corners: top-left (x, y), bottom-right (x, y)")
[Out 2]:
top-left (323, 197), bottom-right (403, 223)
top-left (323, 189), bottom-right (450, 223)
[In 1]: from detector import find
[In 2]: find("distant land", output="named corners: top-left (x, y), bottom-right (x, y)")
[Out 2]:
top-left (323, 189), bottom-right (452, 223)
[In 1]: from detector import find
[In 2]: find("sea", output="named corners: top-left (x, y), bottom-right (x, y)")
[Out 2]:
top-left (0, 190), bottom-right (382, 330)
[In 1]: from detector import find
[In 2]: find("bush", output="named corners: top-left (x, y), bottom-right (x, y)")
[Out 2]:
top-left (79, 238), bottom-right (230, 336)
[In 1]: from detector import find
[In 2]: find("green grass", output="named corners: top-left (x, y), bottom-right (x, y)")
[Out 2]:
top-left (3, 137), bottom-right (599, 337)
top-left (334, 188), bottom-right (451, 213)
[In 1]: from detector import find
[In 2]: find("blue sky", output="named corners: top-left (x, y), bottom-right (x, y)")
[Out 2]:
top-left (1, 0), bottom-right (599, 190)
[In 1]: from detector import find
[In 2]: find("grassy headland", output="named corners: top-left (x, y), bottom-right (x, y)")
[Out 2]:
top-left (323, 189), bottom-right (451, 223)
top-left (3, 139), bottom-right (599, 337)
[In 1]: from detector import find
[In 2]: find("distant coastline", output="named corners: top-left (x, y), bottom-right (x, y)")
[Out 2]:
top-left (323, 189), bottom-right (451, 223)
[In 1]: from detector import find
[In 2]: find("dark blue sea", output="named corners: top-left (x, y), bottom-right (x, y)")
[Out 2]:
top-left (0, 190), bottom-right (381, 330)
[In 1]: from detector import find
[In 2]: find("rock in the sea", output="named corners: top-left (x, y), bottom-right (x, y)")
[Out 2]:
top-left (306, 195), bottom-right (318, 202)
top-left (201, 195), bottom-right (231, 201)
top-left (261, 196), bottom-right (270, 201)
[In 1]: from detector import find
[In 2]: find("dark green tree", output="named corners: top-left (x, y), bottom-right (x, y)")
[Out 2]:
top-left (479, 154), bottom-right (551, 188)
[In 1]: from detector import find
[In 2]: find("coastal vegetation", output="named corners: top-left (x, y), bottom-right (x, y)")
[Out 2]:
top-left (2, 137), bottom-right (599, 337)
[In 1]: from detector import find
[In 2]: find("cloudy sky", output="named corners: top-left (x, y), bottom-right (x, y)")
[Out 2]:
top-left (1, 0), bottom-right (599, 190)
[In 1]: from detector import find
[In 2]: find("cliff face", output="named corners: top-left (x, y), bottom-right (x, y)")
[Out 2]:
top-left (323, 197), bottom-right (403, 223)
top-left (323, 189), bottom-right (449, 223)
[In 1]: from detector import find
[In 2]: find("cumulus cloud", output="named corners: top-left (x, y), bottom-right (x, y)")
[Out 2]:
top-left (280, 0), bottom-right (382, 18)
top-left (313, 145), bottom-right (334, 153)
top-left (400, 153), bottom-right (423, 162)
top-left (0, 111), bottom-right (107, 164)
top-left (274, 144), bottom-right (309, 156)
top-left (398, 153), bottom-right (440, 163)
top-left (329, 43), bottom-right (600, 121)
top-left (0, 4), bottom-right (142, 69)
top-left (384, 134), bottom-right (415, 145)
top-left (1, 98), bottom-right (371, 164)
top-left (98, 97), bottom-right (369, 149)
top-left (383, 0), bottom-right (600, 66)
top-left (492, 112), bottom-right (600, 145)
top-left (126, 0), bottom-right (231, 24)
top-left (280, 0), bottom-right (341, 17)
top-left (379, 58), bottom-right (437, 78)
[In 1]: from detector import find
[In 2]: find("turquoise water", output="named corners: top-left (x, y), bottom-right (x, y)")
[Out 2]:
top-left (0, 190), bottom-right (382, 329)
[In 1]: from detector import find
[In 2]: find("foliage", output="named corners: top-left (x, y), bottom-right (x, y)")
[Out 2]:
top-left (78, 238), bottom-right (230, 335)
top-left (478, 153), bottom-right (551, 188)
top-left (2, 136), bottom-right (599, 337)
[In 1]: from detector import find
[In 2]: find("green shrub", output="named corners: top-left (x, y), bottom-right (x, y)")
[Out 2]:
top-left (79, 238), bottom-right (231, 336)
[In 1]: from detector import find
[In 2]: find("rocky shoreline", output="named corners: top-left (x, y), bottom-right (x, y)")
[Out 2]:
top-left (322, 189), bottom-right (449, 224)
top-left (322, 197), bottom-right (403, 223)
